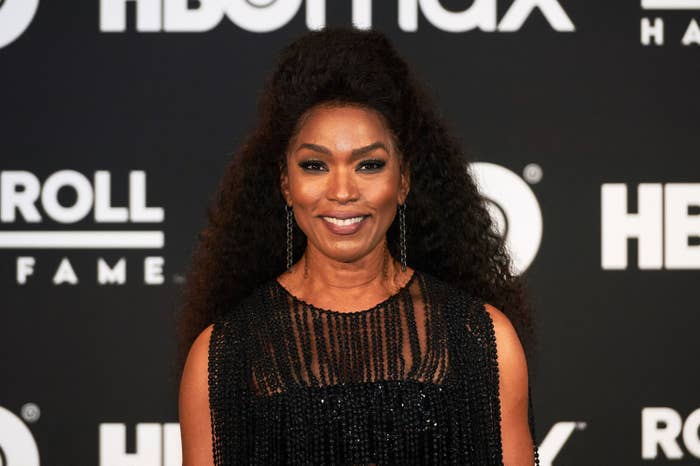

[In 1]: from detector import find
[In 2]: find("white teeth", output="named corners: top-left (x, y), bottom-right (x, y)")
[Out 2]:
top-left (322, 216), bottom-right (366, 226)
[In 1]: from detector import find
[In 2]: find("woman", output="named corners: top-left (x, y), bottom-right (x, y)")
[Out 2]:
top-left (178, 26), bottom-right (539, 465)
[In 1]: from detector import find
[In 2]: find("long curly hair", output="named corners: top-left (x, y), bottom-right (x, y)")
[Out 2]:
top-left (176, 26), bottom-right (538, 380)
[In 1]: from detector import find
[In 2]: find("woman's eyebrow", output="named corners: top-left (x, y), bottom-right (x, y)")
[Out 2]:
top-left (296, 142), bottom-right (389, 158)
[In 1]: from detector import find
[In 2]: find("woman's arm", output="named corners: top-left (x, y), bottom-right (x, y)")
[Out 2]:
top-left (178, 324), bottom-right (215, 466)
top-left (483, 303), bottom-right (536, 466)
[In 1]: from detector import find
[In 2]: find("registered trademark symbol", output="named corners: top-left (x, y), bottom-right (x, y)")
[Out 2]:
top-left (576, 422), bottom-right (587, 430)
top-left (172, 274), bottom-right (186, 285)
top-left (523, 163), bottom-right (543, 184)
top-left (21, 403), bottom-right (41, 423)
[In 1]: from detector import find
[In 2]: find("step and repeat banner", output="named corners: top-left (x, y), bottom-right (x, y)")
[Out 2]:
top-left (1, 1), bottom-right (698, 465)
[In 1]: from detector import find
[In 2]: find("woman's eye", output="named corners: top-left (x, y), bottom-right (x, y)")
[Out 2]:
top-left (358, 160), bottom-right (386, 171)
top-left (298, 159), bottom-right (385, 172)
top-left (299, 160), bottom-right (327, 171)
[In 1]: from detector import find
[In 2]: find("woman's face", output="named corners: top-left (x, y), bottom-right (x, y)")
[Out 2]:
top-left (280, 104), bottom-right (409, 264)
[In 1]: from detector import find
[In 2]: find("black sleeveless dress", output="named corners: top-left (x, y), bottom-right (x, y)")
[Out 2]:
top-left (208, 269), bottom-right (539, 465)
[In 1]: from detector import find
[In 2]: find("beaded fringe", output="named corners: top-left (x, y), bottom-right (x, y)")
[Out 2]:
top-left (208, 270), bottom-right (540, 465)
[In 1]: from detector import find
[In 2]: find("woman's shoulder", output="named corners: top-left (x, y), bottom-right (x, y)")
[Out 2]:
top-left (421, 270), bottom-right (527, 364)
top-left (179, 323), bottom-right (214, 409)
top-left (416, 269), bottom-right (507, 327)
top-left (178, 322), bottom-right (215, 465)
top-left (182, 323), bottom-right (216, 376)
top-left (415, 268), bottom-right (477, 306)
top-left (214, 279), bottom-right (274, 324)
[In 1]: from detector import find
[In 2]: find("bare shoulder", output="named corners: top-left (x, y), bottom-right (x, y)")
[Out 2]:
top-left (179, 324), bottom-right (215, 466)
top-left (482, 304), bottom-right (521, 347)
top-left (481, 302), bottom-right (528, 379)
top-left (482, 303), bottom-right (534, 465)
top-left (180, 323), bottom-right (214, 398)
top-left (189, 324), bottom-right (215, 363)
top-left (181, 324), bottom-right (214, 390)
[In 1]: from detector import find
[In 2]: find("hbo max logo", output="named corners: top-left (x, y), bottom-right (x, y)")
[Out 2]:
top-left (0, 0), bottom-right (39, 48)
top-left (99, 0), bottom-right (574, 34)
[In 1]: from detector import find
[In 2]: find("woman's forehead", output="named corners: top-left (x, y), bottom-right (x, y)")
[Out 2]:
top-left (289, 104), bottom-right (396, 153)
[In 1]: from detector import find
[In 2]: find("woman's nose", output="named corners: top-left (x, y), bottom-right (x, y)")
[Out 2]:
top-left (327, 166), bottom-right (359, 203)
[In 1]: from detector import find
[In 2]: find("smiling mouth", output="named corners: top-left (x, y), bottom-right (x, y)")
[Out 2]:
top-left (321, 216), bottom-right (368, 226)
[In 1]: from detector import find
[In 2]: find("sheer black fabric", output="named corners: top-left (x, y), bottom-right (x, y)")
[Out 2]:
top-left (208, 269), bottom-right (539, 465)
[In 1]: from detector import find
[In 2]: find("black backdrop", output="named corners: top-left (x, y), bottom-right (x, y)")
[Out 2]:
top-left (1, 1), bottom-right (699, 465)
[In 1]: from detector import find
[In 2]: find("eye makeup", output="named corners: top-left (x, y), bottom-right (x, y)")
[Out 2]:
top-left (298, 159), bottom-right (387, 172)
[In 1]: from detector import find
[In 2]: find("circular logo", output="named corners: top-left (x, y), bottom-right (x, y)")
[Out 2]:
top-left (225, 0), bottom-right (302, 32)
top-left (469, 162), bottom-right (543, 275)
top-left (0, 0), bottom-right (39, 49)
top-left (0, 405), bottom-right (40, 466)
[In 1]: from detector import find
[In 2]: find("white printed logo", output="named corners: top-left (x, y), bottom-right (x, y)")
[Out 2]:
top-left (470, 162), bottom-right (543, 275)
top-left (0, 406), bottom-right (40, 466)
top-left (601, 183), bottom-right (700, 269)
top-left (640, 0), bottom-right (700, 46)
top-left (1, 170), bottom-right (166, 286)
top-left (0, 0), bottom-right (39, 48)
top-left (100, 423), bottom-right (181, 466)
top-left (99, 0), bottom-right (574, 34)
top-left (537, 421), bottom-right (588, 466)
top-left (642, 407), bottom-right (700, 459)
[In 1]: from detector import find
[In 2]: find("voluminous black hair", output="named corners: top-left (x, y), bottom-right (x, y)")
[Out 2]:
top-left (176, 26), bottom-right (538, 380)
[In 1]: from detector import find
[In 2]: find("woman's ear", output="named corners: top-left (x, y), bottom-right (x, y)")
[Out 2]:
top-left (399, 164), bottom-right (410, 205)
top-left (279, 164), bottom-right (291, 205)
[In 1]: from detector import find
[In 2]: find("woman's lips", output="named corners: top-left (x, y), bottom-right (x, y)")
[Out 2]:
top-left (320, 215), bottom-right (369, 235)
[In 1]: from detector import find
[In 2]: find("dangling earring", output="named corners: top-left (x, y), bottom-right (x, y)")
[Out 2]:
top-left (382, 241), bottom-right (389, 281)
top-left (285, 203), bottom-right (293, 272)
top-left (399, 202), bottom-right (407, 272)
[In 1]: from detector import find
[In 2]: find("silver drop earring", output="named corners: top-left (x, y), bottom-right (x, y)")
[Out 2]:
top-left (285, 203), bottom-right (293, 272)
top-left (399, 202), bottom-right (407, 271)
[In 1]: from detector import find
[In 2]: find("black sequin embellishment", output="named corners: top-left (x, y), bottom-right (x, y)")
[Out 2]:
top-left (208, 270), bottom-right (540, 465)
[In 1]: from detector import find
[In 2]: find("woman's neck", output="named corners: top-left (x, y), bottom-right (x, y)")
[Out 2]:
top-left (278, 241), bottom-right (413, 309)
